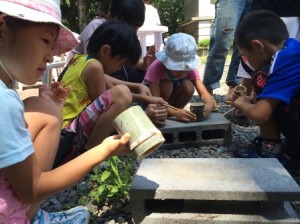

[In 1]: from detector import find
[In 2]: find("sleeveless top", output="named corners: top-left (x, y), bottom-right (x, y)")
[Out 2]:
top-left (61, 54), bottom-right (96, 127)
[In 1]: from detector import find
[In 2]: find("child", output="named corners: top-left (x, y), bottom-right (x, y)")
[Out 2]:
top-left (66, 0), bottom-right (153, 83)
top-left (233, 10), bottom-right (300, 160)
top-left (143, 33), bottom-right (213, 122)
top-left (0, 0), bottom-right (131, 223)
top-left (55, 20), bottom-right (167, 167)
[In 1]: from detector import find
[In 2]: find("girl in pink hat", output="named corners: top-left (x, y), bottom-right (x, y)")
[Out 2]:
top-left (0, 0), bottom-right (131, 223)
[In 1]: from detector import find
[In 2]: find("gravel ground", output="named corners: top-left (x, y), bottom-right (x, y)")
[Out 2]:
top-left (19, 63), bottom-right (300, 223)
top-left (40, 86), bottom-right (300, 223)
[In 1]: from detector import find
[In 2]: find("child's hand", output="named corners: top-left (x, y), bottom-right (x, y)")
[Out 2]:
top-left (51, 82), bottom-right (70, 100)
top-left (203, 103), bottom-right (212, 118)
top-left (100, 133), bottom-right (131, 158)
top-left (232, 96), bottom-right (251, 110)
top-left (175, 108), bottom-right (197, 122)
top-left (145, 104), bottom-right (167, 125)
top-left (38, 82), bottom-right (70, 110)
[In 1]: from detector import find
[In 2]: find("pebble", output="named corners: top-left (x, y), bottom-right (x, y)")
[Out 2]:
top-left (40, 69), bottom-right (300, 223)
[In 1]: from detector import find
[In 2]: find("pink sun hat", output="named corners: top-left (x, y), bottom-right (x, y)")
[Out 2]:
top-left (0, 0), bottom-right (78, 55)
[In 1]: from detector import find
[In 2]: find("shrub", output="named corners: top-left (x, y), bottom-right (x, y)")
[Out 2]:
top-left (83, 156), bottom-right (134, 207)
top-left (198, 38), bottom-right (210, 48)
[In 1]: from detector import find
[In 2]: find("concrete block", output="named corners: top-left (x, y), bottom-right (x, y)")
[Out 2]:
top-left (130, 158), bottom-right (300, 223)
top-left (142, 208), bottom-right (300, 224)
top-left (158, 113), bottom-right (231, 149)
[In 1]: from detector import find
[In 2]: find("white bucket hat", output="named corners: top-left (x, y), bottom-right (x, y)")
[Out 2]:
top-left (156, 32), bottom-right (199, 71)
top-left (0, 0), bottom-right (78, 55)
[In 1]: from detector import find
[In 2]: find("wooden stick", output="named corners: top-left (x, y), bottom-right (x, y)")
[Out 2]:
top-left (159, 103), bottom-right (179, 110)
top-left (222, 107), bottom-right (235, 116)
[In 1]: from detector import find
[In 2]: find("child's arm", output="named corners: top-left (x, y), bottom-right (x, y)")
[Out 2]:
top-left (193, 79), bottom-right (213, 117)
top-left (135, 45), bottom-right (156, 70)
top-left (81, 60), bottom-right (107, 100)
top-left (149, 82), bottom-right (196, 122)
top-left (4, 133), bottom-right (130, 204)
top-left (105, 75), bottom-right (151, 96)
top-left (232, 97), bottom-right (279, 124)
top-left (105, 75), bottom-right (168, 105)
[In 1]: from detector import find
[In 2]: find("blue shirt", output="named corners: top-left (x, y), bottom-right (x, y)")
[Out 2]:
top-left (258, 38), bottom-right (300, 105)
top-left (0, 81), bottom-right (33, 169)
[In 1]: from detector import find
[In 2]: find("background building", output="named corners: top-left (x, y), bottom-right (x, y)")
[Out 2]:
top-left (178, 0), bottom-right (215, 42)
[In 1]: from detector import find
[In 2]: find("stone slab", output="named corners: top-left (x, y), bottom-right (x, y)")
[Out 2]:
top-left (131, 158), bottom-right (300, 201)
top-left (131, 158), bottom-right (300, 223)
top-left (158, 113), bottom-right (231, 149)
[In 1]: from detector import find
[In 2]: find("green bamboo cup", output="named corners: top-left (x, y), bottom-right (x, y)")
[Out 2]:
top-left (112, 106), bottom-right (165, 160)
top-left (190, 102), bottom-right (205, 122)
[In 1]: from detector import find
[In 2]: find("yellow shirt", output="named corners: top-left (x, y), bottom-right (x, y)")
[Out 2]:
top-left (61, 54), bottom-right (96, 128)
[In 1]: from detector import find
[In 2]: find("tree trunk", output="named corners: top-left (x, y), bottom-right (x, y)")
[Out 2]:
top-left (77, 0), bottom-right (88, 32)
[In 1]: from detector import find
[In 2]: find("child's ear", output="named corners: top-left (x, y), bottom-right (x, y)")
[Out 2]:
top-left (100, 45), bottom-right (111, 56)
top-left (250, 39), bottom-right (264, 52)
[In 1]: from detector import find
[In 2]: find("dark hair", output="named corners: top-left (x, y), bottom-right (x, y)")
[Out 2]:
top-left (87, 20), bottom-right (141, 66)
top-left (235, 10), bottom-right (289, 51)
top-left (110, 0), bottom-right (145, 28)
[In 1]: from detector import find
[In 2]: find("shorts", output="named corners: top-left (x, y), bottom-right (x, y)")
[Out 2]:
top-left (274, 98), bottom-right (300, 158)
top-left (54, 90), bottom-right (111, 167)
top-left (0, 172), bottom-right (30, 223)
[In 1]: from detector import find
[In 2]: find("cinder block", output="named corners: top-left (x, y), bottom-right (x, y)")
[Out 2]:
top-left (158, 113), bottom-right (231, 149)
top-left (130, 158), bottom-right (300, 224)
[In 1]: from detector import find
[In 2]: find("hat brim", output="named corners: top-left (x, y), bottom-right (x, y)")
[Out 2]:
top-left (0, 1), bottom-right (78, 55)
top-left (156, 49), bottom-right (200, 71)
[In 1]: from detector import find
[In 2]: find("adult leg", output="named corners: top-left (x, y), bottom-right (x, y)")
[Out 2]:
top-left (225, 0), bottom-right (253, 103)
top-left (203, 0), bottom-right (248, 93)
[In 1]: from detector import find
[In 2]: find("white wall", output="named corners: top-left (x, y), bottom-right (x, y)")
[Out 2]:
top-left (182, 0), bottom-right (216, 41)
top-left (198, 0), bottom-right (215, 18)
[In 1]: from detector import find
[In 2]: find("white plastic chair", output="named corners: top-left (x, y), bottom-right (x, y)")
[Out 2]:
top-left (41, 61), bottom-right (66, 85)
top-left (41, 54), bottom-right (66, 86)
top-left (137, 25), bottom-right (168, 56)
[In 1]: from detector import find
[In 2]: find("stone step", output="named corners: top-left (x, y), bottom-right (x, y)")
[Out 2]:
top-left (142, 207), bottom-right (299, 224)
top-left (158, 113), bottom-right (231, 149)
top-left (130, 158), bottom-right (300, 223)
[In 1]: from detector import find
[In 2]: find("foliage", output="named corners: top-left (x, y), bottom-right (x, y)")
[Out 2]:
top-left (61, 0), bottom-right (110, 33)
top-left (60, 0), bottom-right (185, 34)
top-left (198, 38), bottom-right (210, 48)
top-left (152, 0), bottom-right (185, 34)
top-left (84, 156), bottom-right (134, 207)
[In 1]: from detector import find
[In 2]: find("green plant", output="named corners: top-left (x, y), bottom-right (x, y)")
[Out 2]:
top-left (85, 156), bottom-right (134, 206)
top-left (198, 38), bottom-right (210, 48)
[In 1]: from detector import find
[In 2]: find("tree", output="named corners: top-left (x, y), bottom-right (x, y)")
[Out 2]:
top-left (60, 0), bottom-right (184, 34)
top-left (152, 0), bottom-right (185, 34)
top-left (61, 0), bottom-right (110, 33)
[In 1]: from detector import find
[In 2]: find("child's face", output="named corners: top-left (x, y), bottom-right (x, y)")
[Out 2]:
top-left (168, 70), bottom-right (188, 78)
top-left (0, 22), bottom-right (58, 85)
top-left (239, 47), bottom-right (268, 71)
top-left (101, 54), bottom-right (128, 74)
